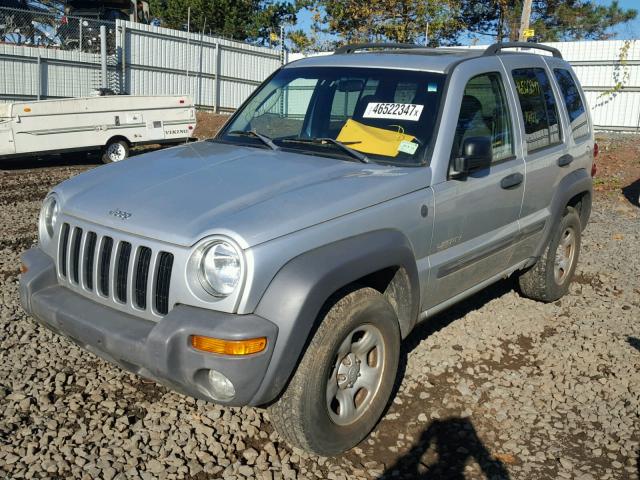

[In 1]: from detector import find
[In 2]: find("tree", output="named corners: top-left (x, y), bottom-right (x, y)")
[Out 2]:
top-left (301, 0), bottom-right (637, 49)
top-left (531, 0), bottom-right (637, 41)
top-left (301, 0), bottom-right (464, 47)
top-left (288, 28), bottom-right (315, 52)
top-left (459, 0), bottom-right (637, 42)
top-left (250, 1), bottom-right (297, 46)
top-left (148, 0), bottom-right (296, 44)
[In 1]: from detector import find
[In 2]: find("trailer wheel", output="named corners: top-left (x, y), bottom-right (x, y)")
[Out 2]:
top-left (102, 139), bottom-right (129, 164)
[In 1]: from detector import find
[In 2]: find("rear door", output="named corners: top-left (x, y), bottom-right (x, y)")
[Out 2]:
top-left (425, 58), bottom-right (525, 309)
top-left (499, 55), bottom-right (570, 264)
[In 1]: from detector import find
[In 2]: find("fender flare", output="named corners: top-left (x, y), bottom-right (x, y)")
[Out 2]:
top-left (249, 229), bottom-right (420, 406)
top-left (534, 168), bottom-right (592, 258)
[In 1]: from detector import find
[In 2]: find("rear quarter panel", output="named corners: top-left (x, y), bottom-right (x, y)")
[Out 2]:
top-left (543, 57), bottom-right (595, 173)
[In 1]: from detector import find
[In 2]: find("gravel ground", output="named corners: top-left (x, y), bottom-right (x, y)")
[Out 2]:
top-left (0, 135), bottom-right (639, 480)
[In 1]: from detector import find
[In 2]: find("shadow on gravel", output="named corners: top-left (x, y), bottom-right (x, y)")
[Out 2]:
top-left (402, 277), bottom-right (516, 353)
top-left (0, 153), bottom-right (99, 170)
top-left (622, 179), bottom-right (640, 208)
top-left (380, 417), bottom-right (510, 479)
top-left (0, 145), bottom-right (166, 170)
top-left (627, 337), bottom-right (640, 352)
top-left (368, 279), bottom-right (516, 478)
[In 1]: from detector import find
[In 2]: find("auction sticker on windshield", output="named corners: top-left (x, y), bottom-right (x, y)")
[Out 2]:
top-left (363, 103), bottom-right (424, 121)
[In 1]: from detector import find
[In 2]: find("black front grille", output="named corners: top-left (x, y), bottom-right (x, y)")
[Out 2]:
top-left (70, 227), bottom-right (83, 283)
top-left (134, 247), bottom-right (152, 309)
top-left (83, 232), bottom-right (97, 290)
top-left (155, 252), bottom-right (174, 315)
top-left (115, 242), bottom-right (132, 303)
top-left (59, 223), bottom-right (70, 277)
top-left (99, 237), bottom-right (114, 296)
top-left (58, 223), bottom-right (174, 316)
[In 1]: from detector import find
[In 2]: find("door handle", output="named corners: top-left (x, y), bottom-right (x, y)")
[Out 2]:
top-left (500, 173), bottom-right (523, 189)
top-left (557, 154), bottom-right (574, 167)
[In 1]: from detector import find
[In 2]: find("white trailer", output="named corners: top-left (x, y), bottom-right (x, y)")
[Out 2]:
top-left (0, 95), bottom-right (196, 163)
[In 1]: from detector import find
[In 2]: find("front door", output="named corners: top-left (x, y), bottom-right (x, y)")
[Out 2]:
top-left (425, 63), bottom-right (525, 309)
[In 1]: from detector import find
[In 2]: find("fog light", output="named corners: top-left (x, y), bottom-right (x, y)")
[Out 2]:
top-left (208, 369), bottom-right (235, 401)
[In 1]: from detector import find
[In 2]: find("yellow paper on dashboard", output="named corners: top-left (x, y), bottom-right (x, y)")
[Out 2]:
top-left (336, 119), bottom-right (416, 158)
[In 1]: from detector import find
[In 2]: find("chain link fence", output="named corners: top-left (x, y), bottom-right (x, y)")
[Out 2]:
top-left (0, 6), bottom-right (116, 54)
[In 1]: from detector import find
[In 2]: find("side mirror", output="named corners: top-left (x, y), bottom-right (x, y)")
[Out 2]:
top-left (452, 136), bottom-right (493, 177)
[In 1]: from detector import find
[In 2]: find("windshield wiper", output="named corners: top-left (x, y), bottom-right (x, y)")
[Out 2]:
top-left (228, 130), bottom-right (279, 151)
top-left (282, 137), bottom-right (370, 164)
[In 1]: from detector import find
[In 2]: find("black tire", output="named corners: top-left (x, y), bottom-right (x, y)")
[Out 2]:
top-left (268, 287), bottom-right (400, 456)
top-left (519, 206), bottom-right (581, 302)
top-left (102, 139), bottom-right (129, 164)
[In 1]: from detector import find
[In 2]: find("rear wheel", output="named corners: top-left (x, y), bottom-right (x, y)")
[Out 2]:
top-left (519, 206), bottom-right (581, 302)
top-left (268, 288), bottom-right (400, 456)
top-left (102, 139), bottom-right (129, 164)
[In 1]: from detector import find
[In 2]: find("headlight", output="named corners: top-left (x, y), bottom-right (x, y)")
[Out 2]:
top-left (198, 241), bottom-right (242, 297)
top-left (40, 196), bottom-right (59, 238)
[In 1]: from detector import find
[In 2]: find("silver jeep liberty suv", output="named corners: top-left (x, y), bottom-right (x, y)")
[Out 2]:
top-left (20, 42), bottom-right (595, 455)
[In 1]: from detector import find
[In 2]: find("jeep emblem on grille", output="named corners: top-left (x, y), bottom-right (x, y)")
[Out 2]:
top-left (109, 209), bottom-right (132, 220)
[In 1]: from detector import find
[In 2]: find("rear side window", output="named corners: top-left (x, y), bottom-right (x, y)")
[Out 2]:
top-left (512, 68), bottom-right (562, 152)
top-left (554, 68), bottom-right (589, 139)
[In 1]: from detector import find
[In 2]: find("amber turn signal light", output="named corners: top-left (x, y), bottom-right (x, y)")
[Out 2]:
top-left (19, 263), bottom-right (28, 274)
top-left (191, 335), bottom-right (267, 356)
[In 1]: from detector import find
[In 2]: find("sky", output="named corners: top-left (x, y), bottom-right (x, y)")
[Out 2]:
top-left (293, 0), bottom-right (640, 46)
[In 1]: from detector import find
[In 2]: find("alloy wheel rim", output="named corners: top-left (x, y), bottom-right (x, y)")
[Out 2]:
top-left (554, 226), bottom-right (577, 284)
top-left (326, 324), bottom-right (386, 426)
top-left (107, 143), bottom-right (126, 162)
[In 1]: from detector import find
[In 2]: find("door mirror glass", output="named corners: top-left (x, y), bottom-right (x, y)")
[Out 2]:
top-left (452, 136), bottom-right (493, 175)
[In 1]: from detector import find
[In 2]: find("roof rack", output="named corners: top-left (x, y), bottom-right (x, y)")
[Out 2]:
top-left (332, 41), bottom-right (563, 60)
top-left (334, 43), bottom-right (422, 55)
top-left (484, 42), bottom-right (563, 59)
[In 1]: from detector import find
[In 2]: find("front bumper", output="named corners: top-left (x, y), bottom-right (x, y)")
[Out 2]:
top-left (19, 247), bottom-right (278, 406)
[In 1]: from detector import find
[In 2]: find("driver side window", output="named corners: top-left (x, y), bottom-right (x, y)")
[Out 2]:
top-left (451, 73), bottom-right (514, 165)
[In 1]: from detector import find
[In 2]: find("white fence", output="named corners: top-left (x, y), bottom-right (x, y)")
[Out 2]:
top-left (1, 30), bottom-right (638, 130)
top-left (556, 40), bottom-right (640, 132)
top-left (0, 44), bottom-right (106, 101)
top-left (0, 19), bottom-right (283, 111)
top-left (117, 21), bottom-right (283, 112)
top-left (290, 41), bottom-right (640, 132)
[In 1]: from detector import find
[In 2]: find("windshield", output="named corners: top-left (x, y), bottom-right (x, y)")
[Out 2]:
top-left (218, 66), bottom-right (446, 165)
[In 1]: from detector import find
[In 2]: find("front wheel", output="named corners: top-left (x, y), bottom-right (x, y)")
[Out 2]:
top-left (102, 139), bottom-right (129, 164)
top-left (518, 206), bottom-right (582, 302)
top-left (268, 288), bottom-right (400, 456)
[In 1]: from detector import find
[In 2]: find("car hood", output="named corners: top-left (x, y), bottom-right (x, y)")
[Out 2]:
top-left (55, 141), bottom-right (430, 248)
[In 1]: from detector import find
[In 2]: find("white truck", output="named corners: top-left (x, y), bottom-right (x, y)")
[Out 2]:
top-left (0, 95), bottom-right (196, 163)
